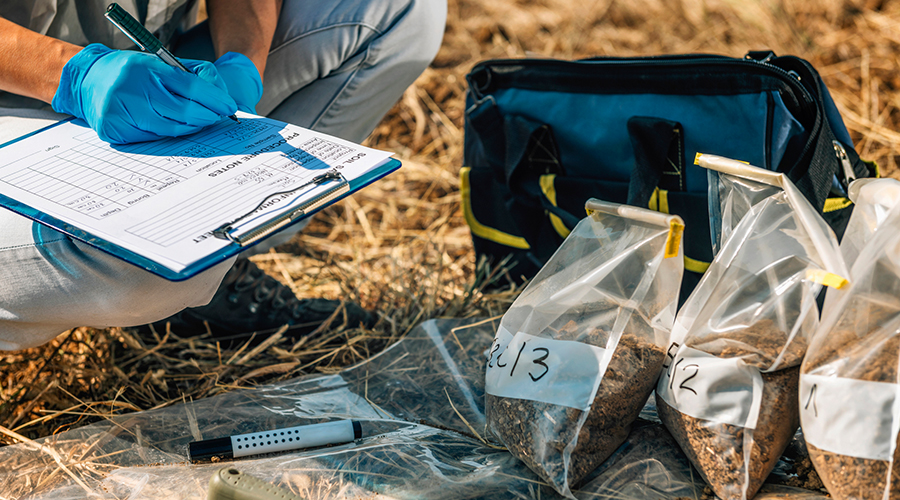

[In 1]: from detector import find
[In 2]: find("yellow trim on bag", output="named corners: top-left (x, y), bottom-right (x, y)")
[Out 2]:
top-left (648, 188), bottom-right (671, 214)
top-left (823, 197), bottom-right (852, 213)
top-left (539, 174), bottom-right (571, 238)
top-left (665, 219), bottom-right (684, 259)
top-left (648, 188), bottom-right (709, 273)
top-left (821, 159), bottom-right (878, 213)
top-left (684, 256), bottom-right (710, 274)
top-left (806, 269), bottom-right (848, 289)
top-left (869, 159), bottom-right (881, 178)
top-left (459, 167), bottom-right (530, 249)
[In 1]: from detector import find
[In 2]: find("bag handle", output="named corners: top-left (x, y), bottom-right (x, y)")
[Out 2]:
top-left (625, 116), bottom-right (685, 208)
top-left (467, 97), bottom-right (570, 259)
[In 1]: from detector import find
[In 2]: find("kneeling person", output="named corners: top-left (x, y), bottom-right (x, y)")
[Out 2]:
top-left (0, 0), bottom-right (446, 348)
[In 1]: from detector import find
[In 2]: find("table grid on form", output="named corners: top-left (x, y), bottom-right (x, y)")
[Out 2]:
top-left (0, 119), bottom-right (280, 222)
top-left (0, 114), bottom-right (397, 275)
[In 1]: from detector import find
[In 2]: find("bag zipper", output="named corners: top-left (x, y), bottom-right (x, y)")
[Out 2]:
top-left (832, 140), bottom-right (856, 189)
top-left (468, 56), bottom-right (816, 122)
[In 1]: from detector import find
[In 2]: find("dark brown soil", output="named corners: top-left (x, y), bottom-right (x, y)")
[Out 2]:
top-left (486, 332), bottom-right (665, 491)
top-left (770, 433), bottom-right (827, 492)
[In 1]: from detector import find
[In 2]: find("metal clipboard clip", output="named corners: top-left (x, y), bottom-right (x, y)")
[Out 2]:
top-left (212, 171), bottom-right (349, 246)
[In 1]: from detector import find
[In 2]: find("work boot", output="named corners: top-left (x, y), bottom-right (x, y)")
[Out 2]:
top-left (145, 258), bottom-right (376, 342)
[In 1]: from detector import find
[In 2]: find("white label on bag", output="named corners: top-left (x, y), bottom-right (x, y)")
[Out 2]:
top-left (657, 344), bottom-right (764, 429)
top-left (800, 374), bottom-right (899, 461)
top-left (485, 329), bottom-right (609, 410)
top-left (484, 325), bottom-right (515, 363)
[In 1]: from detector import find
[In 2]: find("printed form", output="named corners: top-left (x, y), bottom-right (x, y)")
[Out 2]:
top-left (0, 112), bottom-right (394, 273)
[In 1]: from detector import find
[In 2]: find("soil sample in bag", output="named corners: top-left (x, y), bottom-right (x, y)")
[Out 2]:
top-left (658, 367), bottom-right (800, 499)
top-left (765, 431), bottom-right (827, 492)
top-left (802, 306), bottom-right (900, 499)
top-left (485, 199), bottom-right (683, 498)
top-left (487, 328), bottom-right (665, 490)
top-left (662, 155), bottom-right (847, 500)
top-left (807, 441), bottom-right (900, 499)
top-left (657, 320), bottom-right (805, 500)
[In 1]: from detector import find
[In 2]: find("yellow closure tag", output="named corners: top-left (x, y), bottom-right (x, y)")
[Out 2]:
top-left (664, 219), bottom-right (684, 259)
top-left (806, 269), bottom-right (849, 289)
top-left (694, 153), bottom-right (750, 165)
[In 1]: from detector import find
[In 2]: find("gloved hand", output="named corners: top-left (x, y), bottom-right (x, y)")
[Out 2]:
top-left (205, 52), bottom-right (263, 114)
top-left (52, 43), bottom-right (238, 144)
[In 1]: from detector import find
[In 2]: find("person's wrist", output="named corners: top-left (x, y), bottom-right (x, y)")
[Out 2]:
top-left (245, 51), bottom-right (267, 82)
top-left (44, 40), bottom-right (83, 104)
top-left (212, 43), bottom-right (269, 81)
top-left (51, 43), bottom-right (114, 117)
top-left (214, 52), bottom-right (263, 113)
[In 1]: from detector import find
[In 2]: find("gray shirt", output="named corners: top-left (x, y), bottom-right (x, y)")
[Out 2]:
top-left (0, 0), bottom-right (198, 108)
top-left (0, 0), bottom-right (198, 49)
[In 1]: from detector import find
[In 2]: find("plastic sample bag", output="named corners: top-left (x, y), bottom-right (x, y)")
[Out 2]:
top-left (656, 155), bottom-right (849, 500)
top-left (838, 177), bottom-right (900, 268)
top-left (577, 419), bottom-right (704, 499)
top-left (800, 180), bottom-right (900, 500)
top-left (0, 316), bottom-right (834, 499)
top-left (484, 198), bottom-right (685, 498)
top-left (822, 177), bottom-right (900, 314)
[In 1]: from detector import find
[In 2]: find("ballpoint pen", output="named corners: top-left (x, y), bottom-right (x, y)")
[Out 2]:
top-left (104, 3), bottom-right (240, 123)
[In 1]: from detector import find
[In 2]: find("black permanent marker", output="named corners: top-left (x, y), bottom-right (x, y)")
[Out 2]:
top-left (188, 420), bottom-right (363, 463)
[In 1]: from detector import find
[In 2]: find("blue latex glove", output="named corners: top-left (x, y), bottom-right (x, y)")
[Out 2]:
top-left (52, 43), bottom-right (238, 144)
top-left (204, 52), bottom-right (263, 114)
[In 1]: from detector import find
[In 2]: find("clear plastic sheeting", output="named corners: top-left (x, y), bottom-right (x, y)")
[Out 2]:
top-left (0, 318), bottom-right (827, 499)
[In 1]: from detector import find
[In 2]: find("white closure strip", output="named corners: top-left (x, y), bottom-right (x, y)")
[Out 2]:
top-left (800, 374), bottom-right (898, 461)
top-left (231, 420), bottom-right (356, 458)
top-left (657, 345), bottom-right (764, 429)
top-left (485, 330), bottom-right (609, 410)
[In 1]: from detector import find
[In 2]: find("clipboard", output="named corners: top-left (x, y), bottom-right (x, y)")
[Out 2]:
top-left (211, 170), bottom-right (350, 246)
top-left (0, 115), bottom-right (401, 281)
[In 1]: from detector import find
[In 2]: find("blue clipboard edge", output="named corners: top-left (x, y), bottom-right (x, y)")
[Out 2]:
top-left (0, 156), bottom-right (402, 282)
top-left (0, 116), bottom-right (77, 149)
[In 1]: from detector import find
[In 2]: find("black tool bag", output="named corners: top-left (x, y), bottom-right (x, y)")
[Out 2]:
top-left (461, 51), bottom-right (874, 298)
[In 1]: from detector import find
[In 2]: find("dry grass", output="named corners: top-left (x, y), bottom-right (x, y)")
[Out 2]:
top-left (4, 0), bottom-right (900, 446)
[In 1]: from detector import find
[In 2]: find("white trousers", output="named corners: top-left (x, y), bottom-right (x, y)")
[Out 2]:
top-left (0, 0), bottom-right (446, 349)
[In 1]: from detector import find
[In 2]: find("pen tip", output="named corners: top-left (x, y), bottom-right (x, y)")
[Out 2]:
top-left (229, 115), bottom-right (240, 123)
